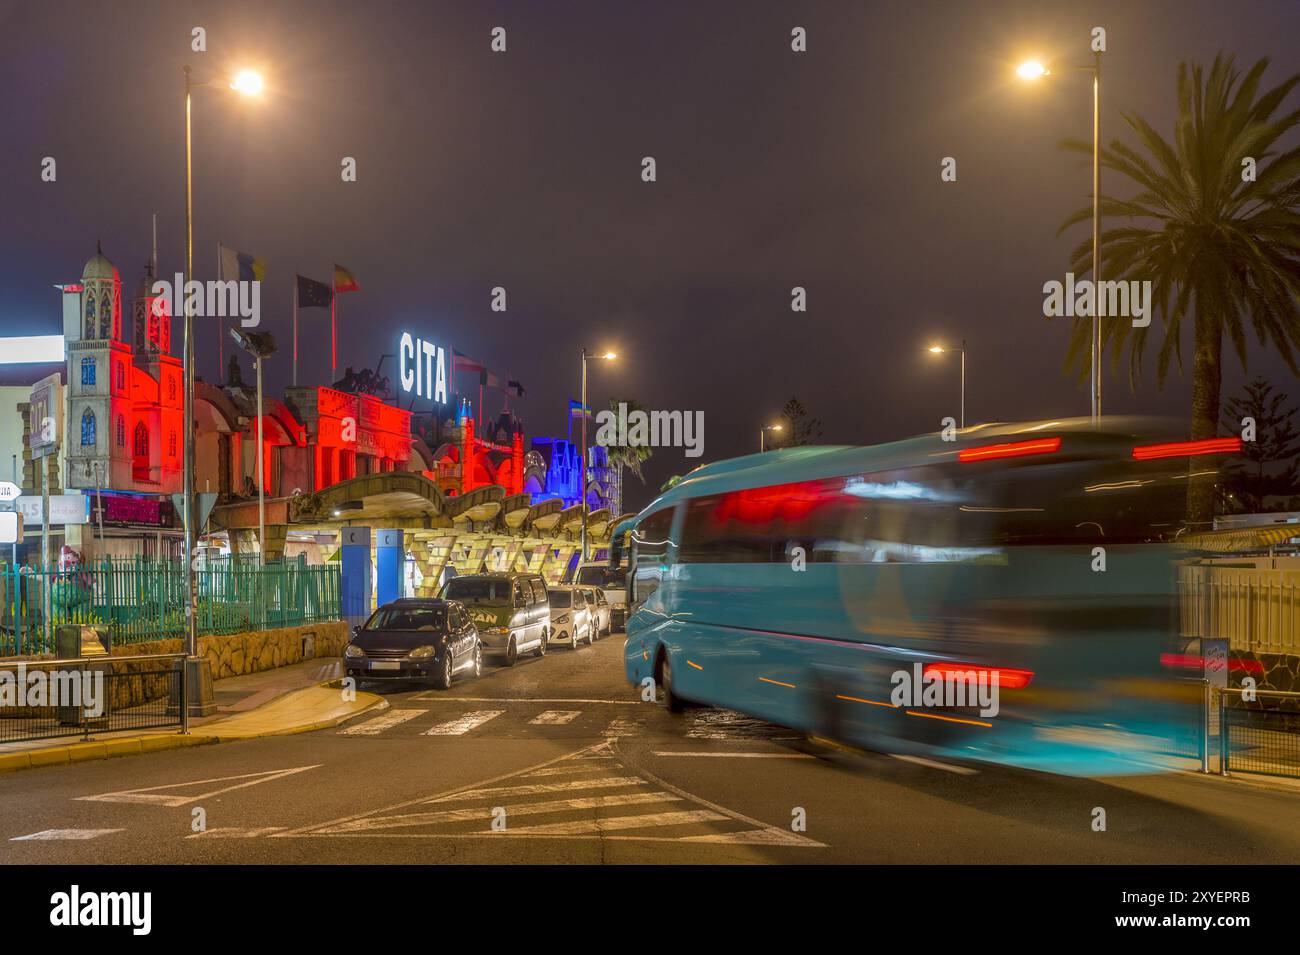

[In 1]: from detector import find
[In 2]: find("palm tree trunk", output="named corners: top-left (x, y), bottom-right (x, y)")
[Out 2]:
top-left (1187, 312), bottom-right (1224, 527)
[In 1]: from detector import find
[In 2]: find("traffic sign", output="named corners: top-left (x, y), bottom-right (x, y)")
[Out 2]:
top-left (0, 481), bottom-right (19, 502)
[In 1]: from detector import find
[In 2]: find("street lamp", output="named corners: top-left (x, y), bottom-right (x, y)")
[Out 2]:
top-left (180, 64), bottom-right (262, 711)
top-left (579, 348), bottom-right (617, 564)
top-left (229, 329), bottom-right (277, 563)
top-left (759, 423), bottom-right (783, 452)
top-left (1017, 50), bottom-right (1102, 422)
top-left (927, 340), bottom-right (966, 428)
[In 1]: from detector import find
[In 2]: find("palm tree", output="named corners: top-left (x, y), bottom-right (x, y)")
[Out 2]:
top-left (1058, 54), bottom-right (1300, 524)
top-left (604, 397), bottom-right (653, 514)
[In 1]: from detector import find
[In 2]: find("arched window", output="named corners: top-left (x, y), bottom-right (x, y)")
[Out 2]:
top-left (133, 421), bottom-right (149, 458)
top-left (80, 357), bottom-right (96, 386)
top-left (80, 409), bottom-right (96, 447)
top-left (115, 361), bottom-right (125, 391)
top-left (84, 297), bottom-right (97, 339)
top-left (168, 429), bottom-right (177, 458)
top-left (99, 296), bottom-right (111, 339)
top-left (116, 415), bottom-right (125, 447)
top-left (167, 376), bottom-right (176, 401)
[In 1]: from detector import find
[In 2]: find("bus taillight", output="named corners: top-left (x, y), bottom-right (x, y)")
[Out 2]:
top-left (923, 663), bottom-right (1035, 689)
top-left (1131, 437), bottom-right (1242, 461)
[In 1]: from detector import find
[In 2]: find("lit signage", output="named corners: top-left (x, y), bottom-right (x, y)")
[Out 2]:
top-left (398, 332), bottom-right (448, 404)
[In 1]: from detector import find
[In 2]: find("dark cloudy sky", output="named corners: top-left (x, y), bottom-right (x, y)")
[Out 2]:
top-left (2, 0), bottom-right (1298, 510)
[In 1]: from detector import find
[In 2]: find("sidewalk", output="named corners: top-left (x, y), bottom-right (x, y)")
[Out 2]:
top-left (0, 657), bottom-right (387, 774)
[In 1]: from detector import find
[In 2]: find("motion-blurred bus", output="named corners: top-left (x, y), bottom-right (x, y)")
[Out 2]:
top-left (614, 418), bottom-right (1237, 775)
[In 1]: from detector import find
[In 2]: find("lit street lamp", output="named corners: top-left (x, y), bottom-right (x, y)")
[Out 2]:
top-left (1017, 50), bottom-right (1103, 421)
top-left (229, 329), bottom-right (277, 563)
top-left (180, 64), bottom-right (262, 712)
top-left (579, 349), bottom-right (617, 564)
top-left (927, 340), bottom-right (966, 428)
top-left (759, 423), bottom-right (783, 452)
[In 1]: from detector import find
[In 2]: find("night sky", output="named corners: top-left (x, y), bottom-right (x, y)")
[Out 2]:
top-left (3, 0), bottom-right (1299, 510)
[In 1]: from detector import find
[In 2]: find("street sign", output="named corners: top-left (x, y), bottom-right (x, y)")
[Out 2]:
top-left (0, 481), bottom-right (20, 503)
top-left (0, 512), bottom-right (21, 545)
top-left (1202, 638), bottom-right (1229, 689)
top-left (17, 494), bottom-right (89, 526)
top-left (171, 492), bottom-right (219, 531)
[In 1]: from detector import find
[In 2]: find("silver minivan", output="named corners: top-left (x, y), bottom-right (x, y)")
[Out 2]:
top-left (440, 573), bottom-right (550, 666)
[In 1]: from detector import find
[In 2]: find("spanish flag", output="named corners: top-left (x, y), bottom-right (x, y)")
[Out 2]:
top-left (333, 263), bottom-right (360, 294)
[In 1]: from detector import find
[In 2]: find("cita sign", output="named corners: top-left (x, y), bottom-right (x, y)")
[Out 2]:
top-left (398, 332), bottom-right (448, 404)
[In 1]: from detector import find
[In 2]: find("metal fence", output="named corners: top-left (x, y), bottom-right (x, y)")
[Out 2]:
top-left (0, 558), bottom-right (341, 656)
top-left (1213, 687), bottom-right (1300, 779)
top-left (1179, 563), bottom-right (1300, 654)
top-left (0, 653), bottom-right (187, 745)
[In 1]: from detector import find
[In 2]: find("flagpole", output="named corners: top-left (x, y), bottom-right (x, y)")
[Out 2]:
top-left (292, 276), bottom-right (299, 387)
top-left (331, 270), bottom-right (337, 386)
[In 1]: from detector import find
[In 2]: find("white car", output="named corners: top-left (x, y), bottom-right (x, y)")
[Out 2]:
top-left (546, 586), bottom-right (593, 648)
top-left (580, 586), bottom-right (611, 637)
top-left (574, 562), bottom-right (627, 632)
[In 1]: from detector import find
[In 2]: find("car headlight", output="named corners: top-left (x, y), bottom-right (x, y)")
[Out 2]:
top-left (555, 613), bottom-right (570, 624)
top-left (409, 645), bottom-right (438, 660)
top-left (344, 644), bottom-right (365, 659)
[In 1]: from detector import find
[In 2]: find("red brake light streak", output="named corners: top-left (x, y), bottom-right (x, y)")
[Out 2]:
top-left (1132, 437), bottom-right (1242, 460)
top-left (958, 437), bottom-right (1061, 463)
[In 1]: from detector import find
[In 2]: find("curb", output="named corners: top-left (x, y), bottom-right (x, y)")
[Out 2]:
top-left (0, 684), bottom-right (388, 775)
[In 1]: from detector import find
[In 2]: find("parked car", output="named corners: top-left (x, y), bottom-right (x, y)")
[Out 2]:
top-left (580, 585), bottom-right (611, 637)
top-left (546, 585), bottom-right (593, 648)
top-left (574, 561), bottom-right (628, 631)
top-left (343, 598), bottom-right (481, 689)
top-left (440, 572), bottom-right (549, 666)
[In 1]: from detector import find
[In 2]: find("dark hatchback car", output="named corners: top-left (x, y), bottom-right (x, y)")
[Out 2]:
top-left (344, 598), bottom-right (481, 689)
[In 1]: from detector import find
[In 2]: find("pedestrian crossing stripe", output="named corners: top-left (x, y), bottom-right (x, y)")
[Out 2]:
top-left (423, 709), bottom-right (505, 735)
top-left (529, 710), bottom-right (581, 725)
top-left (273, 741), bottom-right (825, 847)
top-left (340, 709), bottom-right (426, 736)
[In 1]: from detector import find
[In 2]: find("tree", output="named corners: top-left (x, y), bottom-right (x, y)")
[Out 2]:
top-left (778, 396), bottom-right (823, 447)
top-left (1220, 377), bottom-right (1300, 512)
top-left (603, 397), bottom-right (654, 514)
top-left (660, 475), bottom-right (683, 493)
top-left (1057, 54), bottom-right (1300, 525)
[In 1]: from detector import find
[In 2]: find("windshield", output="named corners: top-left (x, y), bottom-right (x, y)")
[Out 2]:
top-left (443, 579), bottom-right (511, 604)
top-left (577, 566), bottom-right (625, 588)
top-left (364, 606), bottom-right (447, 632)
top-left (549, 590), bottom-right (572, 608)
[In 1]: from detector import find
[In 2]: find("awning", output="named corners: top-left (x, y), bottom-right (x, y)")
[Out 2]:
top-left (1182, 524), bottom-right (1300, 553)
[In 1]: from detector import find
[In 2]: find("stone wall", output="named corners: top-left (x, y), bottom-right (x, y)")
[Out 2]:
top-left (1, 621), bottom-right (349, 715)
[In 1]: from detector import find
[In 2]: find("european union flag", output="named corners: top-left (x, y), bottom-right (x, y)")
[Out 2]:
top-left (296, 274), bottom-right (333, 308)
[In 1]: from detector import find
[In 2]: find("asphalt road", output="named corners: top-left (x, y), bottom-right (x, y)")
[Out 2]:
top-left (3, 634), bottom-right (1300, 864)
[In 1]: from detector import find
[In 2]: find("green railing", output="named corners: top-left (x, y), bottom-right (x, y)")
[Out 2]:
top-left (0, 557), bottom-right (341, 656)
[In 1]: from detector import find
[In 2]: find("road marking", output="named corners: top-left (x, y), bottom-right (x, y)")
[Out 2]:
top-left (603, 717), bottom-right (639, 738)
top-left (326, 793), bottom-right (680, 834)
top-left (186, 827), bottom-right (288, 839)
top-left (504, 809), bottom-right (726, 836)
top-left (76, 765), bottom-right (323, 808)
top-left (411, 695), bottom-right (641, 705)
top-left (651, 752), bottom-right (816, 759)
top-left (279, 740), bottom-right (826, 847)
top-left (340, 709), bottom-right (426, 736)
top-left (422, 710), bottom-right (504, 736)
top-left (11, 829), bottom-right (123, 841)
top-left (890, 754), bottom-right (979, 776)
top-left (529, 710), bottom-right (581, 725)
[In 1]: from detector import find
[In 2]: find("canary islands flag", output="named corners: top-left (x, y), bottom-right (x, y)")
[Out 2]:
top-left (218, 245), bottom-right (267, 283)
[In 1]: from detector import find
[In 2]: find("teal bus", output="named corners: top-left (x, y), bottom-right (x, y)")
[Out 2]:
top-left (615, 418), bottom-right (1235, 776)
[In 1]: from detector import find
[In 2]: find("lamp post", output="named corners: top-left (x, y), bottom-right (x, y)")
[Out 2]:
top-left (579, 348), bottom-right (617, 564)
top-left (1017, 52), bottom-right (1102, 422)
top-left (759, 423), bottom-right (783, 452)
top-left (230, 330), bottom-right (277, 564)
top-left (927, 341), bottom-right (966, 428)
top-left (181, 64), bottom-right (262, 714)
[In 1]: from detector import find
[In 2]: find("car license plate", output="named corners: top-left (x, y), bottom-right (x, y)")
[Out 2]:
top-left (370, 660), bottom-right (401, 671)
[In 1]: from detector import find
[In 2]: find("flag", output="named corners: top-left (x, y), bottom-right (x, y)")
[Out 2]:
top-left (506, 378), bottom-right (525, 397)
top-left (219, 245), bottom-right (267, 283)
top-left (569, 399), bottom-right (592, 420)
top-left (333, 263), bottom-right (360, 293)
top-left (452, 350), bottom-right (485, 374)
top-left (296, 274), bottom-right (333, 308)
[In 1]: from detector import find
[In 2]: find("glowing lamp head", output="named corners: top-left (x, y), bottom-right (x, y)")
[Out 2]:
top-left (601, 351), bottom-right (617, 360)
top-left (770, 424), bottom-right (783, 431)
top-left (230, 70), bottom-right (264, 96)
top-left (1016, 60), bottom-right (1049, 80)
top-left (928, 345), bottom-right (945, 354)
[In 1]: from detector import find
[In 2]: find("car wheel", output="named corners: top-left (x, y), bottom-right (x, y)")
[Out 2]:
top-left (505, 636), bottom-right (518, 667)
top-left (472, 643), bottom-right (482, 679)
top-left (434, 652), bottom-right (454, 690)
top-left (658, 651), bottom-right (685, 713)
top-left (535, 630), bottom-right (548, 657)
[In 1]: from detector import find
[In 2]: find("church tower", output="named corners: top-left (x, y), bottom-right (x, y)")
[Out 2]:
top-left (132, 264), bottom-right (183, 492)
top-left (66, 243), bottom-right (133, 492)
